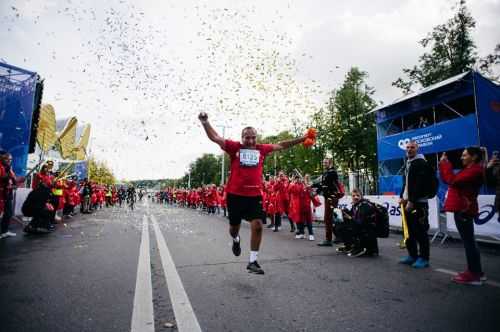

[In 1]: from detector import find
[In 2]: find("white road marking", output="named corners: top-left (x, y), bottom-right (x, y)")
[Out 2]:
top-left (131, 216), bottom-right (155, 332)
top-left (435, 268), bottom-right (500, 288)
top-left (150, 214), bottom-right (202, 332)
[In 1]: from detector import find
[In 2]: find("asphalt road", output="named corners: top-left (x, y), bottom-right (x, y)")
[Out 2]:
top-left (1, 200), bottom-right (499, 332)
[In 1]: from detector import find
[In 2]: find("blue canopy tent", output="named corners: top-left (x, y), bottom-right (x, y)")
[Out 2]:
top-left (374, 71), bottom-right (500, 199)
top-left (0, 62), bottom-right (38, 176)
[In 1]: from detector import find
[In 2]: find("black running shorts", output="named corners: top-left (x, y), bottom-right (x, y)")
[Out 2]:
top-left (226, 193), bottom-right (265, 226)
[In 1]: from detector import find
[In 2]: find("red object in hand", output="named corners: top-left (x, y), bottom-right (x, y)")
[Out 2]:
top-left (303, 138), bottom-right (315, 147)
top-left (306, 128), bottom-right (317, 139)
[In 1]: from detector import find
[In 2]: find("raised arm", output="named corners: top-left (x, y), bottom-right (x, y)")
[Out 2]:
top-left (198, 112), bottom-right (225, 148)
top-left (271, 136), bottom-right (307, 152)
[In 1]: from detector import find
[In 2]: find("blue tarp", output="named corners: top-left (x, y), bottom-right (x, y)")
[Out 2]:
top-left (0, 62), bottom-right (37, 176)
top-left (475, 72), bottom-right (500, 158)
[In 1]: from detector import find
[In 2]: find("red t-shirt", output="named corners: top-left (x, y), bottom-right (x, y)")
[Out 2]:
top-left (223, 139), bottom-right (274, 197)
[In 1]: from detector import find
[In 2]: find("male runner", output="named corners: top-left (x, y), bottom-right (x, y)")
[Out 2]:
top-left (199, 112), bottom-right (310, 274)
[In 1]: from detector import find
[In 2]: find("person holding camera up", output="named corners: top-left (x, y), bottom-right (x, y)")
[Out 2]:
top-left (440, 147), bottom-right (485, 285)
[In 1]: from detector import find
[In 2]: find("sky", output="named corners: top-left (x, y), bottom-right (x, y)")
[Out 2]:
top-left (1, 0), bottom-right (499, 180)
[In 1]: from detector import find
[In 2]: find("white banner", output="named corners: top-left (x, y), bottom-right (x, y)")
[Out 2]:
top-left (446, 195), bottom-right (500, 241)
top-left (313, 195), bottom-right (439, 231)
top-left (13, 188), bottom-right (32, 216)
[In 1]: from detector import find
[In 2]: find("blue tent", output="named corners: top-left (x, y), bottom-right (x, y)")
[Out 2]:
top-left (0, 62), bottom-right (38, 176)
top-left (374, 71), bottom-right (500, 197)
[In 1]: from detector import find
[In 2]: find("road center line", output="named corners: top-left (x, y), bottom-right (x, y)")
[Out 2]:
top-left (131, 215), bottom-right (155, 332)
top-left (150, 214), bottom-right (202, 332)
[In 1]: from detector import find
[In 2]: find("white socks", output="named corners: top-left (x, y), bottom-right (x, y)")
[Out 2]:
top-left (250, 251), bottom-right (258, 263)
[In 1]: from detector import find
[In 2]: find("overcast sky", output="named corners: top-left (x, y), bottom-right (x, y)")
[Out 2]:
top-left (1, 0), bottom-right (498, 180)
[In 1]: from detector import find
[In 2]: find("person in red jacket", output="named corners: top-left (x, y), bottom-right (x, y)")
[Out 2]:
top-left (439, 147), bottom-right (485, 286)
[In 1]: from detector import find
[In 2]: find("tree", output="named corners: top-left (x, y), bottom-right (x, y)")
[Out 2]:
top-left (312, 67), bottom-right (378, 192)
top-left (88, 157), bottom-right (116, 185)
top-left (393, 0), bottom-right (498, 93)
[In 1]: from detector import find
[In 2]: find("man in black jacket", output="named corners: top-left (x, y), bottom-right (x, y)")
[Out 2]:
top-left (399, 141), bottom-right (431, 268)
top-left (313, 157), bottom-right (342, 246)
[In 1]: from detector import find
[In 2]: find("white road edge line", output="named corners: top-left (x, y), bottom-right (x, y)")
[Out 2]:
top-left (131, 215), bottom-right (155, 332)
top-left (435, 268), bottom-right (500, 288)
top-left (150, 214), bottom-right (202, 332)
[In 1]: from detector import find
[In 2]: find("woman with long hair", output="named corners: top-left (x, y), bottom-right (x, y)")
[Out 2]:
top-left (439, 147), bottom-right (485, 285)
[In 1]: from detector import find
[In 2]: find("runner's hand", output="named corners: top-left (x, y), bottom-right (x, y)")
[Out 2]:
top-left (439, 152), bottom-right (448, 162)
top-left (198, 112), bottom-right (208, 123)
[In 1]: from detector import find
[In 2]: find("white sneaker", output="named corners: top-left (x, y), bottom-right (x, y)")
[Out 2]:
top-left (295, 234), bottom-right (304, 239)
top-left (309, 235), bottom-right (315, 241)
top-left (1, 231), bottom-right (16, 238)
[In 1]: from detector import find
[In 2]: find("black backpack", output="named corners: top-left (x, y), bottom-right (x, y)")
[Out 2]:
top-left (425, 163), bottom-right (439, 199)
top-left (369, 202), bottom-right (390, 238)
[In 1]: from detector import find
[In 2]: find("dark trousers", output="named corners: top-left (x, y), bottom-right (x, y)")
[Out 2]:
top-left (323, 196), bottom-right (338, 242)
top-left (336, 222), bottom-right (378, 253)
top-left (297, 221), bottom-right (313, 235)
top-left (454, 212), bottom-right (482, 274)
top-left (273, 214), bottom-right (282, 230)
top-left (1, 199), bottom-right (13, 233)
top-left (405, 202), bottom-right (430, 260)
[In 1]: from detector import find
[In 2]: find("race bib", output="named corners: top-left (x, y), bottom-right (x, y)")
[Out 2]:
top-left (239, 149), bottom-right (260, 167)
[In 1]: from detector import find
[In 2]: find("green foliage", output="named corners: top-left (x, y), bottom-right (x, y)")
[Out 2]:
top-left (178, 153), bottom-right (229, 189)
top-left (309, 68), bottom-right (378, 191)
top-left (260, 131), bottom-right (323, 178)
top-left (393, 0), bottom-right (498, 92)
top-left (88, 157), bottom-right (116, 185)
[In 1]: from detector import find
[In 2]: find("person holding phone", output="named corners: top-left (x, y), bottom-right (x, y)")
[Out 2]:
top-left (439, 147), bottom-right (485, 285)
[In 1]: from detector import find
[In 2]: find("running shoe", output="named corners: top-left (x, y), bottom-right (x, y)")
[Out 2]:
top-left (232, 239), bottom-right (241, 257)
top-left (452, 270), bottom-right (482, 286)
top-left (411, 258), bottom-right (429, 269)
top-left (336, 246), bottom-right (351, 254)
top-left (247, 261), bottom-right (265, 275)
top-left (308, 235), bottom-right (315, 241)
top-left (348, 248), bottom-right (367, 257)
top-left (399, 256), bottom-right (416, 265)
top-left (295, 234), bottom-right (304, 239)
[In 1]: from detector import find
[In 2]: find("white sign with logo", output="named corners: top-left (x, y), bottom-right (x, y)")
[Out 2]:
top-left (13, 188), bottom-right (32, 216)
top-left (446, 195), bottom-right (500, 241)
top-left (313, 195), bottom-right (439, 231)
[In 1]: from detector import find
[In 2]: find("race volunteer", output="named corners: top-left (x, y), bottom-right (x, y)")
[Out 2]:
top-left (199, 112), bottom-right (310, 275)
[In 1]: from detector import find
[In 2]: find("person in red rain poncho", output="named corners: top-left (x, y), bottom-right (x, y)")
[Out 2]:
top-left (206, 184), bottom-right (219, 214)
top-left (273, 171), bottom-right (294, 232)
top-left (295, 174), bottom-right (316, 241)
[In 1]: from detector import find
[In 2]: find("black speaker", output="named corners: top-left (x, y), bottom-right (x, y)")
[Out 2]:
top-left (28, 76), bottom-right (44, 153)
